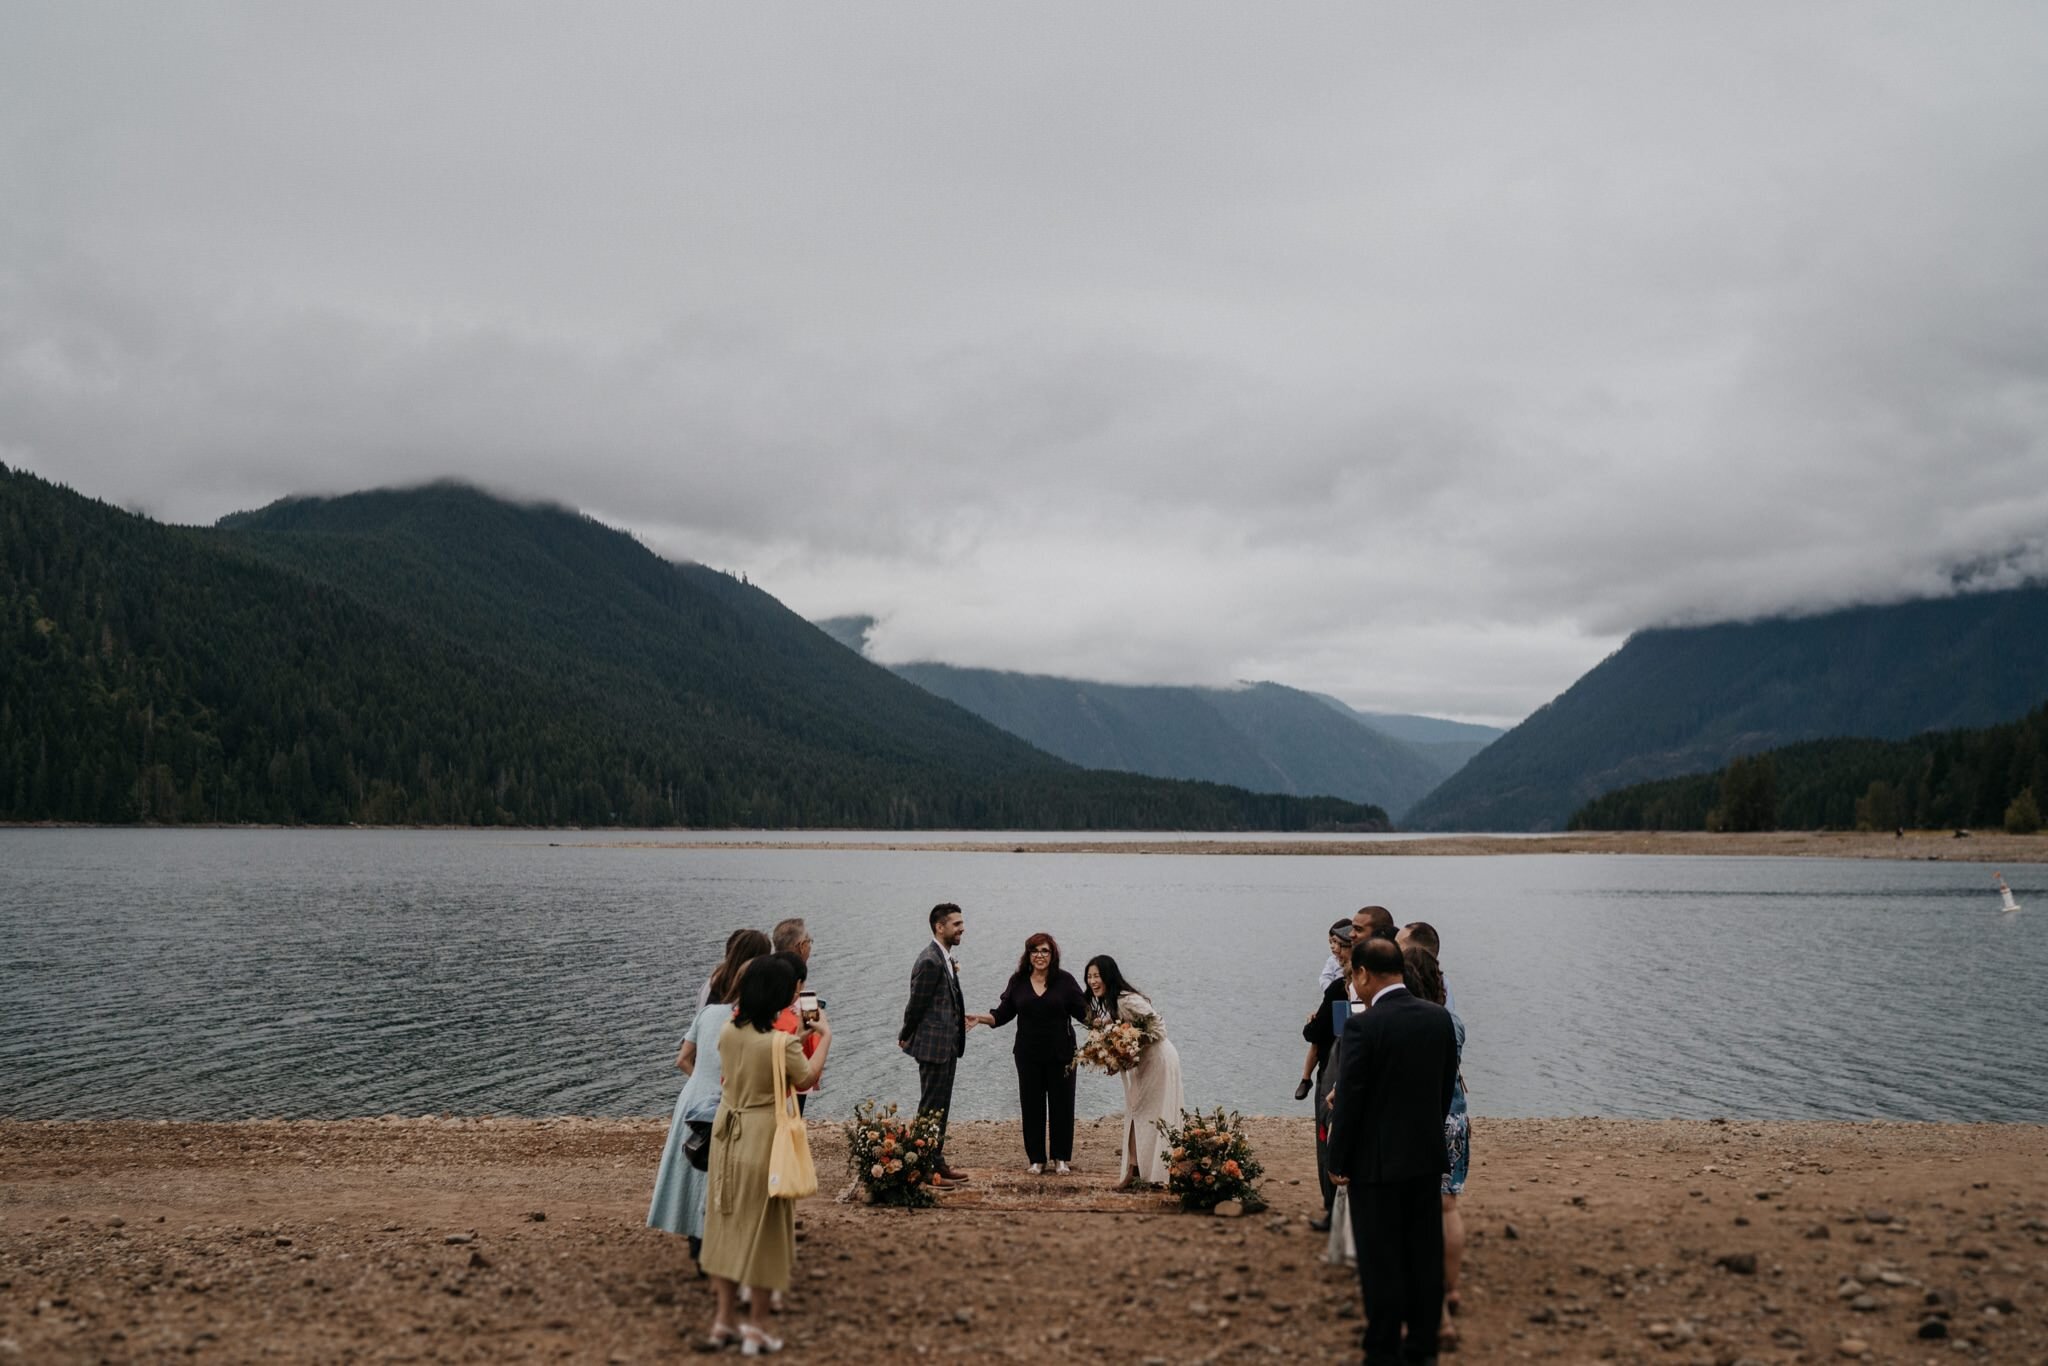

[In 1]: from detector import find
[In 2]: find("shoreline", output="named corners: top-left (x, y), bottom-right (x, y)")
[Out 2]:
top-left (4, 1116), bottom-right (2043, 1362)
top-left (6, 823), bottom-right (2045, 862)
top-left (588, 829), bottom-right (2048, 862)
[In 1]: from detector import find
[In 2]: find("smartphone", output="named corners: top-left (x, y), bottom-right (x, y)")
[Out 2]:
top-left (797, 991), bottom-right (821, 1024)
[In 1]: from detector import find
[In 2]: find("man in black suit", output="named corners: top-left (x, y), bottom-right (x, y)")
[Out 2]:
top-left (898, 901), bottom-right (971, 1185)
top-left (1326, 936), bottom-right (1461, 1365)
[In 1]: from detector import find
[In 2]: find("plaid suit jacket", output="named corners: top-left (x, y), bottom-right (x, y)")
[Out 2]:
top-left (899, 939), bottom-right (966, 1063)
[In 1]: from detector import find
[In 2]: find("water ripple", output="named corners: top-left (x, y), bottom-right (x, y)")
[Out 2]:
top-left (1, 829), bottom-right (2043, 1123)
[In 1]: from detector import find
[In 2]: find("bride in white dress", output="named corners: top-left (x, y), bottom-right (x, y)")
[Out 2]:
top-left (1083, 955), bottom-right (1185, 1188)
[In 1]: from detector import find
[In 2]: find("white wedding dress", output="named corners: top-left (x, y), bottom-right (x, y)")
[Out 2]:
top-left (1114, 992), bottom-right (1185, 1184)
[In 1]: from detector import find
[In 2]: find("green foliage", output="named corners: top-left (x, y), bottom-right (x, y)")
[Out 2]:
top-left (1410, 590), bottom-right (2048, 831)
top-left (1708, 754), bottom-right (1777, 832)
top-left (1853, 779), bottom-right (1903, 833)
top-left (1571, 703), bottom-right (2048, 833)
top-left (0, 467), bottom-right (1386, 831)
top-left (2007, 787), bottom-right (2043, 835)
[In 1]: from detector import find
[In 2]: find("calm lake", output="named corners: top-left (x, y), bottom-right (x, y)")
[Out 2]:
top-left (2, 828), bottom-right (2042, 1125)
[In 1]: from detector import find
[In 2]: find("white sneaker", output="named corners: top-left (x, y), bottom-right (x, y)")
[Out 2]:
top-left (1055, 1161), bottom-right (1071, 1175)
top-left (1027, 1163), bottom-right (1043, 1175)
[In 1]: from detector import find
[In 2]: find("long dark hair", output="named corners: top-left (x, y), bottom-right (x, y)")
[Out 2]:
top-left (1402, 945), bottom-right (1445, 1006)
top-left (735, 956), bottom-right (798, 1032)
top-left (1082, 954), bottom-right (1140, 1020)
top-left (706, 929), bottom-right (772, 1005)
top-left (1013, 932), bottom-right (1061, 980)
top-left (773, 949), bottom-right (809, 985)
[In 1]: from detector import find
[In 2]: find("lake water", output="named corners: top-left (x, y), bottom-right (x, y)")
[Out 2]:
top-left (3, 828), bottom-right (2043, 1126)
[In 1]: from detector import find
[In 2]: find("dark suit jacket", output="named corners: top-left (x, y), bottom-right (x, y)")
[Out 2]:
top-left (899, 939), bottom-right (966, 1063)
top-left (1325, 985), bottom-right (1460, 1185)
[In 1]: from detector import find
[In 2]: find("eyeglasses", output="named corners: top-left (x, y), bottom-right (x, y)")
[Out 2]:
top-left (1030, 947), bottom-right (1052, 955)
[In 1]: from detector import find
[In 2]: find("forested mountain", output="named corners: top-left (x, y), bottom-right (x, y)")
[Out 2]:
top-left (1404, 587), bottom-right (2048, 831)
top-left (1309, 694), bottom-right (1503, 778)
top-left (0, 466), bottom-right (1385, 830)
top-left (812, 617), bottom-right (1498, 818)
top-left (1569, 702), bottom-right (2048, 834)
top-left (885, 665), bottom-right (1447, 817)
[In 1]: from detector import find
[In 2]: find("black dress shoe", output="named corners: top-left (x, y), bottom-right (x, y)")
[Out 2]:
top-left (1307, 1213), bottom-right (1331, 1233)
top-left (1293, 1078), bottom-right (1314, 1101)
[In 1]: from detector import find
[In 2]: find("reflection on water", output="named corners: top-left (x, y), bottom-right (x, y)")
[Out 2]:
top-left (2, 829), bottom-right (2042, 1124)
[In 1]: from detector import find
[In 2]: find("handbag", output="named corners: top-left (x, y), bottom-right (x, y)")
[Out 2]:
top-left (683, 1119), bottom-right (714, 1172)
top-left (765, 1031), bottom-right (818, 1199)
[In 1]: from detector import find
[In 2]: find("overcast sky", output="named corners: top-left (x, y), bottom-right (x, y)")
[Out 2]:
top-left (5, 5), bottom-right (2046, 725)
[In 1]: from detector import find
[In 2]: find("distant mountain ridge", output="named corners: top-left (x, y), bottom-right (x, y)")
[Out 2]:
top-left (1403, 585), bottom-right (2048, 831)
top-left (813, 617), bottom-right (1501, 819)
top-left (0, 468), bottom-right (1385, 831)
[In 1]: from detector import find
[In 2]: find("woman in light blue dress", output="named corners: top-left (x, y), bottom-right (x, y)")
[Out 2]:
top-left (649, 930), bottom-right (770, 1262)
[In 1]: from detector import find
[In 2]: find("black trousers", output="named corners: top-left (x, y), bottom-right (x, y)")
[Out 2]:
top-left (916, 1058), bottom-right (957, 1155)
top-left (1349, 1173), bottom-right (1444, 1365)
top-left (1014, 1052), bottom-right (1077, 1165)
top-left (1313, 1062), bottom-right (1334, 1212)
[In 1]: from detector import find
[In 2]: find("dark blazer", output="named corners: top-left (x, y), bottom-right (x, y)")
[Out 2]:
top-left (1325, 985), bottom-right (1460, 1185)
top-left (989, 969), bottom-right (1089, 1061)
top-left (899, 939), bottom-right (966, 1063)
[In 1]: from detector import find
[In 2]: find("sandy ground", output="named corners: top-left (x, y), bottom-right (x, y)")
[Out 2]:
top-left (584, 830), bottom-right (2048, 863)
top-left (2, 1116), bottom-right (2043, 1364)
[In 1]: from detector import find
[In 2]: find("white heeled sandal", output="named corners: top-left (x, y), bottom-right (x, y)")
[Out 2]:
top-left (741, 1324), bottom-right (784, 1356)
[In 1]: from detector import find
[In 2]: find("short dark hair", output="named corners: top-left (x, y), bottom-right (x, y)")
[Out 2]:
top-left (1350, 935), bottom-right (1404, 978)
top-left (772, 949), bottom-right (809, 985)
top-left (1353, 905), bottom-right (1395, 940)
top-left (1401, 921), bottom-right (1441, 955)
top-left (929, 902), bottom-right (962, 931)
top-left (735, 955), bottom-right (798, 1032)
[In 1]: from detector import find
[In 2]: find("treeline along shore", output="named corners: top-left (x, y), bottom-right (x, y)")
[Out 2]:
top-left (2, 1116), bottom-right (2043, 1362)
top-left (579, 830), bottom-right (2048, 862)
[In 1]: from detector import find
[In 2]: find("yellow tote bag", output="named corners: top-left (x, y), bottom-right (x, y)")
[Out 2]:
top-left (766, 1033), bottom-right (818, 1200)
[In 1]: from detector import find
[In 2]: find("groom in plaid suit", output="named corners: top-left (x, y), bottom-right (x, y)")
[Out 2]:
top-left (898, 901), bottom-right (972, 1185)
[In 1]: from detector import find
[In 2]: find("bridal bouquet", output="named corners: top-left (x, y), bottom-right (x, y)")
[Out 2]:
top-left (844, 1099), bottom-right (945, 1208)
top-left (1155, 1106), bottom-right (1265, 1212)
top-left (1070, 1007), bottom-right (1163, 1076)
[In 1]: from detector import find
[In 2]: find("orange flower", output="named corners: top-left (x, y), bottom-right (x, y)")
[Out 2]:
top-left (1222, 1160), bottom-right (1241, 1178)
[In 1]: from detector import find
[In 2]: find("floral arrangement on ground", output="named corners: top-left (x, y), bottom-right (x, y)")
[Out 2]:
top-left (1154, 1106), bottom-right (1266, 1212)
top-left (844, 1099), bottom-right (945, 1208)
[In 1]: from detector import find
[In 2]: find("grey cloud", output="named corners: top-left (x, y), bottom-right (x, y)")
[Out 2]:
top-left (4, 3), bottom-right (2047, 726)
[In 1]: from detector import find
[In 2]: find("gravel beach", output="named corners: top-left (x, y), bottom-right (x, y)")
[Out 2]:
top-left (3, 1115), bottom-right (2043, 1363)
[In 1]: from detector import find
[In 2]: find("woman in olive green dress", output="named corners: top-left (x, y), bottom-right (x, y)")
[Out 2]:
top-left (700, 955), bottom-right (832, 1355)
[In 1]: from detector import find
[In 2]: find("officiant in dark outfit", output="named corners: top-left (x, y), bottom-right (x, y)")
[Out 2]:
top-left (1326, 935), bottom-right (1462, 1365)
top-left (969, 932), bottom-right (1090, 1174)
